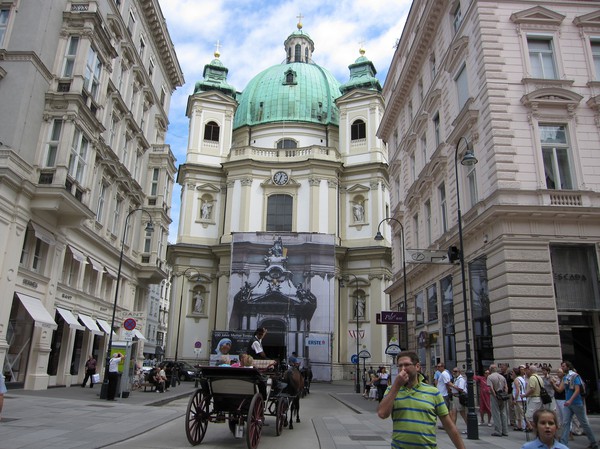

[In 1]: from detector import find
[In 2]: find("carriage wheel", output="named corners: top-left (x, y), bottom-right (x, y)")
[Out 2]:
top-left (246, 392), bottom-right (264, 449)
top-left (275, 396), bottom-right (289, 436)
top-left (185, 389), bottom-right (210, 445)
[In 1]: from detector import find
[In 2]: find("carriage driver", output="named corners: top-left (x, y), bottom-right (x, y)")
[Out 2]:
top-left (247, 327), bottom-right (269, 359)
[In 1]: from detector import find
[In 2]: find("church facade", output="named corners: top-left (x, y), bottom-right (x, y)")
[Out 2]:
top-left (167, 22), bottom-right (393, 381)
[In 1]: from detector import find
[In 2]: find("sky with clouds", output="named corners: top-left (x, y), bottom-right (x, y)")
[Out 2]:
top-left (157, 0), bottom-right (412, 242)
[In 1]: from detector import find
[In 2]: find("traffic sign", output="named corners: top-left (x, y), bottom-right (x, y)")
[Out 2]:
top-left (123, 318), bottom-right (136, 331)
top-left (122, 330), bottom-right (133, 341)
top-left (358, 350), bottom-right (371, 359)
top-left (406, 249), bottom-right (451, 264)
top-left (351, 354), bottom-right (359, 364)
top-left (385, 344), bottom-right (402, 356)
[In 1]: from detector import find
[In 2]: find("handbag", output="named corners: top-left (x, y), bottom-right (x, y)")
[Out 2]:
top-left (537, 377), bottom-right (552, 404)
top-left (496, 389), bottom-right (510, 401)
top-left (458, 391), bottom-right (468, 406)
top-left (92, 373), bottom-right (100, 383)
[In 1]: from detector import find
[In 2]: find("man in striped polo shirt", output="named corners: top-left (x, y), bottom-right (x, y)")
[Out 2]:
top-left (377, 351), bottom-right (466, 449)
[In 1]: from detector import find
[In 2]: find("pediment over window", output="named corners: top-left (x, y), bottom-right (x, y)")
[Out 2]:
top-left (346, 184), bottom-right (370, 194)
top-left (413, 112), bottom-right (429, 134)
top-left (510, 6), bottom-right (565, 26)
top-left (443, 36), bottom-right (469, 74)
top-left (573, 10), bottom-right (600, 28)
top-left (195, 183), bottom-right (221, 193)
top-left (424, 89), bottom-right (441, 113)
top-left (521, 87), bottom-right (583, 110)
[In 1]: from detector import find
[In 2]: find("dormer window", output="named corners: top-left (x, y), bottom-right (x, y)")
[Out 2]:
top-left (277, 139), bottom-right (297, 149)
top-left (283, 69), bottom-right (297, 85)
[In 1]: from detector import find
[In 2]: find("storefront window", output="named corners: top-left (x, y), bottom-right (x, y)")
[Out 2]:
top-left (441, 275), bottom-right (456, 365)
top-left (4, 299), bottom-right (34, 383)
top-left (550, 245), bottom-right (600, 311)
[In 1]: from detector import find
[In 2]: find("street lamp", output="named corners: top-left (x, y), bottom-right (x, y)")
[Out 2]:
top-left (100, 208), bottom-right (154, 400)
top-left (455, 136), bottom-right (478, 440)
top-left (374, 218), bottom-right (407, 349)
top-left (345, 273), bottom-right (362, 394)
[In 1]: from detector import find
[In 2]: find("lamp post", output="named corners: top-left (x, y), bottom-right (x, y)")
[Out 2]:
top-left (100, 208), bottom-right (154, 400)
top-left (374, 218), bottom-right (407, 349)
top-left (346, 273), bottom-right (362, 394)
top-left (455, 136), bottom-right (479, 440)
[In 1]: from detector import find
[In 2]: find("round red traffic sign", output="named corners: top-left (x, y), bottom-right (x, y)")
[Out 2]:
top-left (123, 318), bottom-right (136, 331)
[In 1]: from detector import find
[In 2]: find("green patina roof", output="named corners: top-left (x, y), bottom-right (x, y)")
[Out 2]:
top-left (233, 62), bottom-right (342, 129)
top-left (194, 57), bottom-right (237, 98)
top-left (339, 51), bottom-right (382, 94)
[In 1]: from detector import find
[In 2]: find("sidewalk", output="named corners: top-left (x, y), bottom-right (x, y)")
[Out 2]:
top-left (0, 379), bottom-right (599, 449)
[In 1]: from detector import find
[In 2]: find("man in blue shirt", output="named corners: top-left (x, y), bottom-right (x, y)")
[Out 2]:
top-left (559, 360), bottom-right (598, 448)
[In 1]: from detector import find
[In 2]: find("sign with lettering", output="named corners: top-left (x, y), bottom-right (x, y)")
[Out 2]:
top-left (379, 311), bottom-right (406, 324)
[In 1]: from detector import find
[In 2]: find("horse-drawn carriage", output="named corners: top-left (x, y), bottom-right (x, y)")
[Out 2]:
top-left (185, 362), bottom-right (303, 449)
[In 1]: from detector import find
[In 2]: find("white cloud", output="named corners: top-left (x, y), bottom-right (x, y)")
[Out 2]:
top-left (158, 0), bottom-right (410, 242)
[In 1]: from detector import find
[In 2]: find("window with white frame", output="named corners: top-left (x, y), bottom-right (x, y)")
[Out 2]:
top-left (591, 39), bottom-right (600, 81)
top-left (20, 228), bottom-right (49, 274)
top-left (122, 132), bottom-right (130, 167)
top-left (413, 213), bottom-right (419, 248)
top-left (143, 226), bottom-right (152, 253)
top-left (45, 119), bottom-right (63, 167)
top-left (418, 79), bottom-right (424, 102)
top-left (433, 113), bottom-right (440, 148)
top-left (84, 46), bottom-right (102, 99)
top-left (527, 36), bottom-right (557, 79)
top-left (0, 7), bottom-right (10, 47)
top-left (62, 36), bottom-right (79, 77)
top-left (351, 119), bottom-right (366, 140)
top-left (267, 194), bottom-right (293, 232)
top-left (438, 182), bottom-right (448, 233)
top-left (453, 3), bottom-right (463, 34)
top-left (466, 164), bottom-right (478, 208)
top-left (112, 197), bottom-right (122, 235)
top-left (150, 168), bottom-right (159, 196)
top-left (109, 113), bottom-right (117, 146)
top-left (160, 86), bottom-right (166, 107)
top-left (127, 10), bottom-right (136, 36)
top-left (420, 134), bottom-right (427, 167)
top-left (455, 64), bottom-right (469, 109)
top-left (96, 181), bottom-right (108, 223)
top-left (68, 127), bottom-right (88, 183)
top-left (148, 57), bottom-right (155, 79)
top-left (540, 124), bottom-right (573, 190)
top-left (424, 200), bottom-right (432, 246)
top-left (204, 121), bottom-right (220, 142)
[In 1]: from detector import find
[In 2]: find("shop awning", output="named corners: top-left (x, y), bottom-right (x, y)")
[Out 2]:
top-left (31, 222), bottom-right (56, 245)
top-left (132, 329), bottom-right (146, 341)
top-left (87, 257), bottom-right (103, 272)
top-left (104, 266), bottom-right (118, 278)
top-left (78, 314), bottom-right (101, 334)
top-left (96, 319), bottom-right (112, 334)
top-left (69, 245), bottom-right (87, 263)
top-left (56, 307), bottom-right (84, 330)
top-left (16, 293), bottom-right (57, 330)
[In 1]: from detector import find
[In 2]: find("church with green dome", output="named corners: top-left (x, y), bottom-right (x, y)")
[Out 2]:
top-left (168, 21), bottom-right (393, 382)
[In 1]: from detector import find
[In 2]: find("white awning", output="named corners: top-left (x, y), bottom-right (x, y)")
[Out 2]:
top-left (56, 307), bottom-right (84, 330)
top-left (16, 293), bottom-right (57, 330)
top-left (78, 314), bottom-right (101, 334)
top-left (31, 223), bottom-right (56, 245)
top-left (88, 257), bottom-right (103, 272)
top-left (96, 319), bottom-right (112, 334)
top-left (104, 266), bottom-right (118, 278)
top-left (69, 245), bottom-right (87, 263)
top-left (132, 329), bottom-right (146, 341)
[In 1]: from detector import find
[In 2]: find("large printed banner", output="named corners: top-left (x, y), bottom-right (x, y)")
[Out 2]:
top-left (227, 232), bottom-right (335, 380)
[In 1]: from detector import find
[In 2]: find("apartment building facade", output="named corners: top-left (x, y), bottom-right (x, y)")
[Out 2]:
top-left (0, 0), bottom-right (182, 389)
top-left (379, 0), bottom-right (600, 410)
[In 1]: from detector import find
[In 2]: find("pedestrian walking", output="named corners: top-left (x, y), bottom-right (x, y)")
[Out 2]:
top-left (487, 363), bottom-right (509, 436)
top-left (81, 355), bottom-right (97, 388)
top-left (523, 365), bottom-right (544, 431)
top-left (435, 362), bottom-right (453, 410)
top-left (558, 360), bottom-right (598, 449)
top-left (449, 367), bottom-right (468, 431)
top-left (377, 351), bottom-right (466, 449)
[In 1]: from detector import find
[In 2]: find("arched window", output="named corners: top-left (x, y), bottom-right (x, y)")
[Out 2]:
top-left (295, 44), bottom-right (301, 62)
top-left (266, 194), bottom-right (293, 232)
top-left (351, 119), bottom-right (366, 140)
top-left (204, 121), bottom-right (220, 142)
top-left (276, 139), bottom-right (297, 149)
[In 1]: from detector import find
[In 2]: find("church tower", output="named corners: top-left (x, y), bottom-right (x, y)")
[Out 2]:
top-left (168, 20), bottom-right (391, 382)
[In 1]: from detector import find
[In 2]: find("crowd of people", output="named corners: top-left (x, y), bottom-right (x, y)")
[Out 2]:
top-left (377, 354), bottom-right (597, 449)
